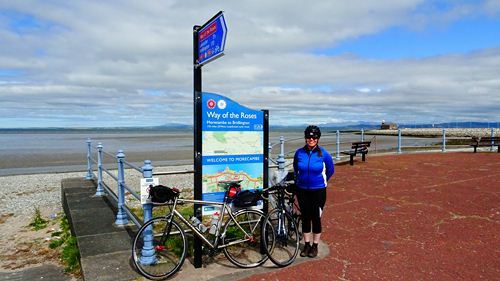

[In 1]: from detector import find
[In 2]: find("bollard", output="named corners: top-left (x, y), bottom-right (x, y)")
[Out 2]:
top-left (491, 128), bottom-right (495, 152)
top-left (335, 130), bottom-right (341, 160)
top-left (397, 129), bottom-right (402, 154)
top-left (115, 150), bottom-right (128, 225)
top-left (277, 136), bottom-right (286, 173)
top-left (361, 128), bottom-right (364, 142)
top-left (139, 160), bottom-right (157, 265)
top-left (442, 129), bottom-right (446, 152)
top-left (94, 143), bottom-right (106, 196)
top-left (86, 138), bottom-right (93, 180)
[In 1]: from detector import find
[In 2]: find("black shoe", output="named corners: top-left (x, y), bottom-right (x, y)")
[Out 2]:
top-left (300, 243), bottom-right (311, 257)
top-left (308, 244), bottom-right (318, 258)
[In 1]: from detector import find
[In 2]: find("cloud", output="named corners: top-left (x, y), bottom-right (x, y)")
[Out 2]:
top-left (0, 0), bottom-right (499, 127)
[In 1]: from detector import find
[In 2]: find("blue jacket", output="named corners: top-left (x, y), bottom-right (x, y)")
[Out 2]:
top-left (293, 145), bottom-right (334, 190)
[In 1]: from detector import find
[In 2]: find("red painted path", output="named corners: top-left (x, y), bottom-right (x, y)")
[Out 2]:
top-left (242, 152), bottom-right (500, 281)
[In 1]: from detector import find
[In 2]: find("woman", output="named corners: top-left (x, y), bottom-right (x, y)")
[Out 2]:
top-left (293, 125), bottom-right (334, 258)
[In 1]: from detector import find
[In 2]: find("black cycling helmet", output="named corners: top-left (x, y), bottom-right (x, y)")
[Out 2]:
top-left (304, 125), bottom-right (321, 139)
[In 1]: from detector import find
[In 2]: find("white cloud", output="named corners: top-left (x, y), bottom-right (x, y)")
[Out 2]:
top-left (0, 0), bottom-right (499, 127)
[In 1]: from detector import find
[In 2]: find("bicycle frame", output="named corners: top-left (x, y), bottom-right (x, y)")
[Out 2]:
top-left (163, 196), bottom-right (259, 250)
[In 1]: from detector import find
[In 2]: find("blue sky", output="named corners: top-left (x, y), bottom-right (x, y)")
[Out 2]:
top-left (321, 17), bottom-right (500, 59)
top-left (1, 1), bottom-right (500, 128)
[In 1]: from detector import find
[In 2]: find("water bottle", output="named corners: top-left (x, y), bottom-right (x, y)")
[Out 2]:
top-left (209, 211), bottom-right (220, 234)
top-left (190, 216), bottom-right (208, 233)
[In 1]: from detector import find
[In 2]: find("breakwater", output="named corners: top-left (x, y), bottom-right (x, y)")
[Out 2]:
top-left (367, 128), bottom-right (499, 137)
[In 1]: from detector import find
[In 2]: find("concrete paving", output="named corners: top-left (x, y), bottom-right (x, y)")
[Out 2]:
top-left (0, 264), bottom-right (73, 281)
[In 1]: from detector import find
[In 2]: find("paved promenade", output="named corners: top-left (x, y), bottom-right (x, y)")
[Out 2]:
top-left (242, 152), bottom-right (500, 281)
top-left (47, 151), bottom-right (500, 281)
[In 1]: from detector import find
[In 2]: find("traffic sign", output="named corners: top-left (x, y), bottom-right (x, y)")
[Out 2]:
top-left (197, 12), bottom-right (227, 66)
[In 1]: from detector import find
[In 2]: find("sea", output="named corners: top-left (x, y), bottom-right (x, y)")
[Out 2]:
top-left (0, 128), bottom-right (441, 176)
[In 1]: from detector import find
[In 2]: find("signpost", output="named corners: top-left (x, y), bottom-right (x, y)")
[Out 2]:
top-left (192, 11), bottom-right (268, 269)
top-left (193, 11), bottom-right (228, 268)
top-left (196, 11), bottom-right (227, 67)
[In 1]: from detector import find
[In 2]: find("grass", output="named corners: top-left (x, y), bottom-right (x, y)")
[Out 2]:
top-left (47, 213), bottom-right (81, 274)
top-left (27, 208), bottom-right (80, 274)
top-left (29, 208), bottom-right (48, 230)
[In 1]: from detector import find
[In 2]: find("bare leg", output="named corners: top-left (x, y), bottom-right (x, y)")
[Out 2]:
top-left (303, 232), bottom-right (312, 243)
top-left (313, 233), bottom-right (321, 244)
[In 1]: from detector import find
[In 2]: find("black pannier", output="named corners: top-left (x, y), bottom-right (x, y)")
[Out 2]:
top-left (232, 189), bottom-right (262, 208)
top-left (149, 185), bottom-right (177, 203)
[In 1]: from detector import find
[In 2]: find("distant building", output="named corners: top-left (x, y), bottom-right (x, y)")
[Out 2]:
top-left (380, 121), bottom-right (398, 130)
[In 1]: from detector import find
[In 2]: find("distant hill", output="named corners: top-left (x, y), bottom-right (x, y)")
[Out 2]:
top-left (1, 121), bottom-right (498, 132)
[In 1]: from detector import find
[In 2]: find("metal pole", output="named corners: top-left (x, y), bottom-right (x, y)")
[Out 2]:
top-left (397, 129), bottom-right (402, 154)
top-left (139, 160), bottom-right (156, 265)
top-left (491, 128), bottom-right (494, 151)
top-left (86, 138), bottom-right (93, 180)
top-left (193, 24), bottom-right (203, 269)
top-left (442, 129), bottom-right (446, 152)
top-left (361, 128), bottom-right (364, 142)
top-left (277, 136), bottom-right (285, 173)
top-left (335, 130), bottom-right (341, 160)
top-left (115, 150), bottom-right (128, 225)
top-left (94, 143), bottom-right (105, 196)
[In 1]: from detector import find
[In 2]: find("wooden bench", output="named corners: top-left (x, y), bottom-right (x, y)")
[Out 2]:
top-left (470, 136), bottom-right (500, 153)
top-left (341, 141), bottom-right (371, 166)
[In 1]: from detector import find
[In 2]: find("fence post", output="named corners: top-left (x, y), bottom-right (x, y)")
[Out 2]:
top-left (442, 129), bottom-right (446, 152)
top-left (361, 128), bottom-right (364, 142)
top-left (491, 128), bottom-right (494, 151)
top-left (86, 138), bottom-right (93, 180)
top-left (335, 130), bottom-right (341, 160)
top-left (115, 150), bottom-right (128, 226)
top-left (139, 160), bottom-right (156, 265)
top-left (277, 136), bottom-right (285, 173)
top-left (397, 129), bottom-right (402, 154)
top-left (94, 143), bottom-right (106, 196)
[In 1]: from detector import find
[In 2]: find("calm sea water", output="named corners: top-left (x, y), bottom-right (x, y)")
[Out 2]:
top-left (0, 128), bottom-right (439, 176)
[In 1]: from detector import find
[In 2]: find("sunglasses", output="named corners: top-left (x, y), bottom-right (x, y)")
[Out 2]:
top-left (306, 136), bottom-right (319, 140)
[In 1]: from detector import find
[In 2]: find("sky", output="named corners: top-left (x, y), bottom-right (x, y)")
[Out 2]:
top-left (1, 0), bottom-right (500, 128)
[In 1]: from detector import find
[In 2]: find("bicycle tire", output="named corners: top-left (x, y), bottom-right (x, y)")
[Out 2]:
top-left (222, 209), bottom-right (270, 268)
top-left (132, 217), bottom-right (187, 280)
top-left (262, 208), bottom-right (300, 267)
top-left (294, 213), bottom-right (303, 241)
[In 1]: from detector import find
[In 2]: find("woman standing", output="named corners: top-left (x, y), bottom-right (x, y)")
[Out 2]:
top-left (293, 125), bottom-right (334, 258)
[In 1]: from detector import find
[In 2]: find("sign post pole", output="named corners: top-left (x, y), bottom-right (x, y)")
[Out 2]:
top-left (193, 11), bottom-right (228, 269)
top-left (193, 24), bottom-right (203, 269)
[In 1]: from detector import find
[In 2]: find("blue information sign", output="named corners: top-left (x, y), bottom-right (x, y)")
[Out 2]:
top-left (197, 13), bottom-right (227, 66)
top-left (201, 92), bottom-right (264, 214)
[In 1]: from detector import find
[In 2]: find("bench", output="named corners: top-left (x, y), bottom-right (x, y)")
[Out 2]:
top-left (341, 141), bottom-right (371, 166)
top-left (470, 136), bottom-right (500, 153)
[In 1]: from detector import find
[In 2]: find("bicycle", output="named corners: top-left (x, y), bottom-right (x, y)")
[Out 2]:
top-left (132, 180), bottom-right (272, 280)
top-left (261, 176), bottom-right (302, 267)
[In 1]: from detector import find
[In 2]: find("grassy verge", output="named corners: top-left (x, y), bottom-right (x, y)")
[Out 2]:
top-left (28, 208), bottom-right (81, 274)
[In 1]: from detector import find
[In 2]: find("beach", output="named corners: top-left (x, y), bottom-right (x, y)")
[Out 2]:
top-left (0, 165), bottom-right (194, 275)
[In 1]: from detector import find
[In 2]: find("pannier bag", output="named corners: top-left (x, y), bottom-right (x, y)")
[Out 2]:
top-left (149, 185), bottom-right (178, 203)
top-left (232, 189), bottom-right (262, 208)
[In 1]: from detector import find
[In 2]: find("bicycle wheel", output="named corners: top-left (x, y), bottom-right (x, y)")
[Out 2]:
top-left (262, 208), bottom-right (300, 267)
top-left (132, 217), bottom-right (187, 280)
top-left (222, 209), bottom-right (269, 268)
top-left (294, 213), bottom-right (303, 241)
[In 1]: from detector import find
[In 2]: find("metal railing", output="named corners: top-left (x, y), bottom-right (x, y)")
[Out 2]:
top-left (84, 128), bottom-right (497, 227)
top-left (85, 139), bottom-right (193, 229)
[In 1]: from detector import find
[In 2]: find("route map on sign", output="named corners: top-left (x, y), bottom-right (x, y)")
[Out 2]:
top-left (203, 131), bottom-right (263, 156)
top-left (203, 166), bottom-right (262, 193)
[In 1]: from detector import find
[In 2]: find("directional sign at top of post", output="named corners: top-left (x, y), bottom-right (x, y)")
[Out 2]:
top-left (197, 12), bottom-right (227, 67)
